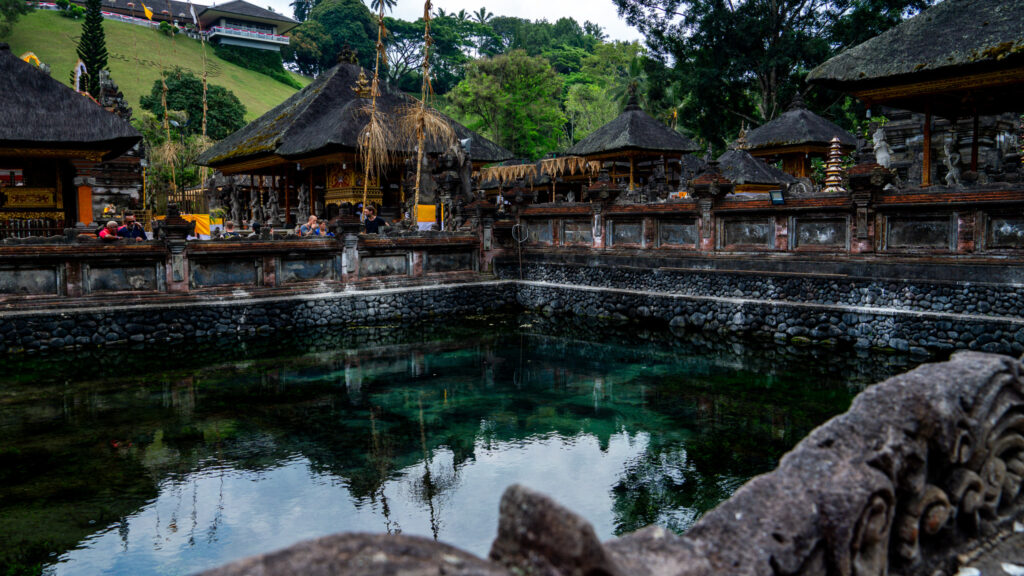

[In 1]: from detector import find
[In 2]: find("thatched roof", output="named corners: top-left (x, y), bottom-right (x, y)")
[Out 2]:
top-left (199, 63), bottom-right (512, 168)
top-left (807, 0), bottom-right (1024, 89)
top-left (717, 149), bottom-right (796, 187)
top-left (744, 95), bottom-right (855, 151)
top-left (566, 98), bottom-right (700, 157)
top-left (0, 44), bottom-right (140, 158)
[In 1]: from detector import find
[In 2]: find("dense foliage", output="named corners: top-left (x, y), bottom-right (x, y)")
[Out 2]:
top-left (76, 0), bottom-right (108, 97)
top-left (0, 0), bottom-right (31, 37)
top-left (139, 68), bottom-right (246, 141)
top-left (213, 44), bottom-right (302, 89)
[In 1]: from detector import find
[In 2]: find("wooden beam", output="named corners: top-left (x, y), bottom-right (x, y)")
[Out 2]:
top-left (923, 102), bottom-right (932, 188)
top-left (629, 153), bottom-right (635, 191)
top-left (971, 113), bottom-right (979, 172)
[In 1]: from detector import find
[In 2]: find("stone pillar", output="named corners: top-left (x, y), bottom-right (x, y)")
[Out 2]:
top-left (642, 216), bottom-right (657, 249)
top-left (698, 197), bottom-right (715, 252)
top-left (161, 203), bottom-right (195, 293)
top-left (774, 215), bottom-right (788, 251)
top-left (957, 211), bottom-right (976, 254)
top-left (847, 163), bottom-right (890, 254)
top-left (342, 233), bottom-right (359, 282)
top-left (592, 205), bottom-right (604, 250)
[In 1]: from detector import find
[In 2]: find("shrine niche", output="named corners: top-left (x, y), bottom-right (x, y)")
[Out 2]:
top-left (325, 163), bottom-right (381, 208)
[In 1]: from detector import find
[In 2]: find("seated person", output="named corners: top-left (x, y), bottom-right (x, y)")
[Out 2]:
top-left (117, 212), bottom-right (146, 241)
top-left (363, 207), bottom-right (387, 234)
top-left (222, 221), bottom-right (241, 238)
top-left (98, 220), bottom-right (120, 240)
top-left (300, 215), bottom-right (318, 236)
top-left (315, 222), bottom-right (334, 237)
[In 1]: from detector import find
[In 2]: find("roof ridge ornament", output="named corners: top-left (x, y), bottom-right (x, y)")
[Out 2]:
top-left (788, 92), bottom-right (806, 111)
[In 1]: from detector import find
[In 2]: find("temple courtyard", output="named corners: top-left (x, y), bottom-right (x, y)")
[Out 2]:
top-left (1, 0), bottom-right (1023, 573)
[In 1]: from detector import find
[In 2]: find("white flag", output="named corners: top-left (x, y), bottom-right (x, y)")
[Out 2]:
top-left (189, 2), bottom-right (199, 26)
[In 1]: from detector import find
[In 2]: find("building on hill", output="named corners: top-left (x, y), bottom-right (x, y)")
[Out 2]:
top-left (198, 62), bottom-right (511, 227)
top-left (69, 0), bottom-right (297, 51)
top-left (0, 43), bottom-right (141, 237)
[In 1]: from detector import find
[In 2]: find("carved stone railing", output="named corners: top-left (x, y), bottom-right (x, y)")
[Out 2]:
top-left (199, 351), bottom-right (1024, 576)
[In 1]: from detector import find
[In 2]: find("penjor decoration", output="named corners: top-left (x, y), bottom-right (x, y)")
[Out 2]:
top-left (358, 0), bottom-right (392, 216)
top-left (822, 136), bottom-right (846, 193)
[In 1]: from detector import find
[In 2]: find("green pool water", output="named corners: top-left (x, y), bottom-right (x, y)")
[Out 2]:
top-left (0, 315), bottom-right (924, 575)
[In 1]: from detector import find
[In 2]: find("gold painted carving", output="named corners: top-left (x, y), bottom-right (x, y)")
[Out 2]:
top-left (326, 163), bottom-right (379, 206)
top-left (0, 210), bottom-right (65, 220)
top-left (2, 187), bottom-right (58, 208)
top-left (0, 148), bottom-right (107, 161)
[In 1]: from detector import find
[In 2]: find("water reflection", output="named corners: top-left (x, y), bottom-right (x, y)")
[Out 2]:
top-left (0, 315), bottom-right (923, 575)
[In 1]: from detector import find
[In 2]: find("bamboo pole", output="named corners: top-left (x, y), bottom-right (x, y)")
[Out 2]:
top-left (361, 0), bottom-right (388, 215)
top-left (411, 1), bottom-right (434, 225)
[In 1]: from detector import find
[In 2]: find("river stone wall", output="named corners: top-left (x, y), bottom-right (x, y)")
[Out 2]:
top-left (0, 282), bottom-right (516, 354)
top-left (199, 351), bottom-right (1024, 576)
top-left (498, 258), bottom-right (1024, 356)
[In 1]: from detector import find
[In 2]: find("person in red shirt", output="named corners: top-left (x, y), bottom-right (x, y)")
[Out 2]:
top-left (98, 221), bottom-right (120, 240)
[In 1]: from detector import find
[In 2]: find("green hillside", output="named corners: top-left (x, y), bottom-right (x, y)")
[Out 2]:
top-left (5, 10), bottom-right (309, 121)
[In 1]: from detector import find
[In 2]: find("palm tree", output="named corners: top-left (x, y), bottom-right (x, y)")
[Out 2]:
top-left (455, 8), bottom-right (469, 23)
top-left (473, 6), bottom-right (492, 24)
top-left (370, 0), bottom-right (397, 13)
top-left (434, 6), bottom-right (448, 18)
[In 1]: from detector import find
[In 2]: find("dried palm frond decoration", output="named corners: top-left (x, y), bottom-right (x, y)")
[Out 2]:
top-left (359, 0), bottom-right (390, 212)
top-left (481, 163), bottom-right (539, 185)
top-left (408, 0), bottom-right (438, 224)
top-left (481, 157), bottom-right (599, 186)
top-left (538, 156), bottom-right (599, 178)
top-left (396, 102), bottom-right (455, 152)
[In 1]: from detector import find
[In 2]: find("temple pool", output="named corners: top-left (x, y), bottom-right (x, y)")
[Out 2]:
top-left (0, 315), bottom-right (925, 575)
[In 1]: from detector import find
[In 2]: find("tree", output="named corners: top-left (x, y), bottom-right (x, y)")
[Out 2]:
top-left (612, 0), bottom-right (933, 148)
top-left (287, 20), bottom-right (330, 75)
top-left (473, 7), bottom-right (492, 25)
top-left (0, 0), bottom-right (32, 37)
top-left (449, 50), bottom-right (565, 160)
top-left (140, 68), bottom-right (246, 140)
top-left (382, 17), bottom-right (423, 89)
top-left (76, 0), bottom-right (108, 97)
top-left (563, 83), bottom-right (618, 146)
top-left (369, 0), bottom-right (397, 14)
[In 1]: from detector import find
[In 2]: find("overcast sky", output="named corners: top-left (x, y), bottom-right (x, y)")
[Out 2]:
top-left (257, 0), bottom-right (644, 42)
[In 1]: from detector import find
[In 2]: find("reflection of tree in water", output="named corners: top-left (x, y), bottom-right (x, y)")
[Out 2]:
top-left (368, 409), bottom-right (399, 535)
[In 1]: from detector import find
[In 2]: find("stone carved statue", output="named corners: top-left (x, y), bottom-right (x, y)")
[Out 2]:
top-left (229, 183), bottom-right (243, 227)
top-left (873, 127), bottom-right (893, 169)
top-left (944, 136), bottom-right (962, 187)
top-left (265, 185), bottom-right (280, 226)
top-left (250, 185), bottom-right (264, 225)
top-left (297, 182), bottom-right (310, 224)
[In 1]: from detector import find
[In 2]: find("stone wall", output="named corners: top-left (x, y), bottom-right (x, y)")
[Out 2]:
top-left (498, 255), bottom-right (1024, 356)
top-left (0, 281), bottom-right (516, 354)
top-left (199, 351), bottom-right (1024, 576)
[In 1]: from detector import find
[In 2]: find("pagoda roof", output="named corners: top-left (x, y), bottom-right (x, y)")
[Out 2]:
top-left (566, 99), bottom-right (700, 158)
top-left (199, 63), bottom-right (512, 169)
top-left (807, 0), bottom-right (1024, 114)
top-left (0, 44), bottom-right (140, 159)
top-left (717, 149), bottom-right (796, 187)
top-left (744, 95), bottom-right (856, 151)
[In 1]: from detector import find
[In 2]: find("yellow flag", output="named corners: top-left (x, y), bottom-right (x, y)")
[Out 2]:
top-left (142, 3), bottom-right (153, 20)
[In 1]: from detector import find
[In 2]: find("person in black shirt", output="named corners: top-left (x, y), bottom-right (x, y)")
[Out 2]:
top-left (117, 212), bottom-right (147, 241)
top-left (363, 206), bottom-right (388, 234)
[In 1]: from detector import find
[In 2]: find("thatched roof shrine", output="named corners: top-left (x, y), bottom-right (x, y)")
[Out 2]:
top-left (717, 149), bottom-right (795, 191)
top-left (566, 98), bottom-right (700, 159)
top-left (745, 95), bottom-right (855, 152)
top-left (0, 43), bottom-right (140, 161)
top-left (807, 0), bottom-right (1024, 116)
top-left (199, 62), bottom-right (512, 171)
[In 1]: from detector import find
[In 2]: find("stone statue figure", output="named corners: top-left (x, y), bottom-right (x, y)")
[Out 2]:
top-left (944, 136), bottom-right (962, 188)
top-left (250, 185), bottom-right (264, 225)
top-left (297, 182), bottom-right (310, 224)
top-left (872, 127), bottom-right (893, 169)
top-left (265, 185), bottom-right (280, 226)
top-left (229, 183), bottom-right (243, 227)
top-left (566, 189), bottom-right (575, 203)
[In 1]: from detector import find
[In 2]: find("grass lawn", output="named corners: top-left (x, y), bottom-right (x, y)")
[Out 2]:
top-left (5, 10), bottom-right (309, 121)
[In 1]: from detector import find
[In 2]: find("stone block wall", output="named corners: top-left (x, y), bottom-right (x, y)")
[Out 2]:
top-left (499, 257), bottom-right (1024, 356)
top-left (0, 281), bottom-right (516, 354)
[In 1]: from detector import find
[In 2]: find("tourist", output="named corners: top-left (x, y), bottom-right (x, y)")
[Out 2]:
top-left (223, 221), bottom-right (241, 238)
top-left (315, 221), bottom-right (333, 237)
top-left (363, 206), bottom-right (387, 234)
top-left (117, 212), bottom-right (146, 241)
top-left (300, 215), bottom-right (318, 236)
top-left (98, 220), bottom-right (120, 240)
